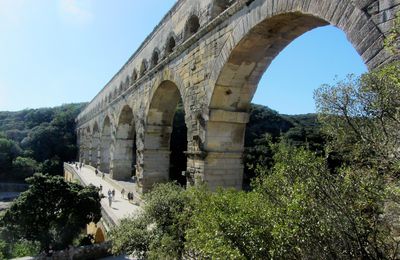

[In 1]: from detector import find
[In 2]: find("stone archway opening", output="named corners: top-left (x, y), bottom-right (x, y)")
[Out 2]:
top-left (210, 0), bottom-right (233, 19)
top-left (140, 60), bottom-right (148, 77)
top-left (94, 227), bottom-right (105, 243)
top-left (84, 127), bottom-right (91, 164)
top-left (78, 129), bottom-right (84, 162)
top-left (206, 9), bottom-right (380, 190)
top-left (184, 15), bottom-right (200, 39)
top-left (91, 122), bottom-right (100, 168)
top-left (111, 105), bottom-right (136, 181)
top-left (210, 13), bottom-right (330, 112)
top-left (142, 80), bottom-right (187, 191)
top-left (152, 50), bottom-right (160, 68)
top-left (169, 99), bottom-right (188, 186)
top-left (166, 36), bottom-right (176, 56)
top-left (100, 116), bottom-right (112, 173)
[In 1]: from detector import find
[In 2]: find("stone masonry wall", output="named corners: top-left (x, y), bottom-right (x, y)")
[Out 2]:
top-left (76, 0), bottom-right (399, 192)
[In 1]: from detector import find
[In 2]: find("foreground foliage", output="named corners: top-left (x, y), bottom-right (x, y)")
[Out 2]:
top-left (0, 174), bottom-right (102, 253)
top-left (315, 62), bottom-right (400, 173)
top-left (110, 183), bottom-right (188, 259)
top-left (111, 143), bottom-right (399, 259)
top-left (110, 55), bottom-right (400, 258)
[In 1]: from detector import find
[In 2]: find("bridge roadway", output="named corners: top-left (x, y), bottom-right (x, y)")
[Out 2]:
top-left (65, 163), bottom-right (142, 226)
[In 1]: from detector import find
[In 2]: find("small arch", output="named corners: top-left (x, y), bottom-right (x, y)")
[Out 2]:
top-left (92, 121), bottom-right (99, 133)
top-left (91, 122), bottom-right (100, 167)
top-left (184, 15), bottom-right (200, 39)
top-left (111, 105), bottom-right (136, 180)
top-left (140, 59), bottom-right (148, 77)
top-left (83, 126), bottom-right (91, 164)
top-left (119, 82), bottom-right (123, 94)
top-left (125, 75), bottom-right (130, 89)
top-left (165, 35), bottom-right (176, 55)
top-left (94, 227), bottom-right (105, 243)
top-left (108, 93), bottom-right (112, 103)
top-left (131, 69), bottom-right (138, 82)
top-left (210, 0), bottom-right (233, 19)
top-left (118, 105), bottom-right (134, 127)
top-left (100, 115), bottom-right (112, 173)
top-left (151, 49), bottom-right (160, 68)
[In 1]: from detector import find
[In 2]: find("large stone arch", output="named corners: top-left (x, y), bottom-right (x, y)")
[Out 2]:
top-left (83, 126), bottom-right (91, 164)
top-left (77, 129), bottom-right (84, 162)
top-left (140, 78), bottom-right (188, 192)
top-left (201, 0), bottom-right (395, 190)
top-left (90, 122), bottom-right (100, 167)
top-left (110, 105), bottom-right (136, 180)
top-left (100, 115), bottom-right (112, 173)
top-left (208, 0), bottom-right (392, 108)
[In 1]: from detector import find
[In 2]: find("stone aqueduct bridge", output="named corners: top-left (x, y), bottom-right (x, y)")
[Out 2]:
top-left (76, 0), bottom-right (399, 193)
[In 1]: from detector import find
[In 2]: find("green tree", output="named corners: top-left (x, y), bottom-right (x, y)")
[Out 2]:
top-left (185, 144), bottom-right (397, 259)
top-left (1, 174), bottom-right (101, 252)
top-left (314, 62), bottom-right (400, 173)
top-left (0, 103), bottom-right (85, 179)
top-left (185, 187), bottom-right (271, 259)
top-left (110, 182), bottom-right (188, 259)
top-left (109, 216), bottom-right (152, 259)
top-left (11, 156), bottom-right (39, 181)
top-left (0, 138), bottom-right (21, 173)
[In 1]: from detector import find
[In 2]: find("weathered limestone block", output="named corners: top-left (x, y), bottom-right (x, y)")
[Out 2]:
top-left (110, 139), bottom-right (134, 180)
top-left (140, 149), bottom-right (170, 192)
top-left (202, 152), bottom-right (243, 190)
top-left (100, 136), bottom-right (111, 173)
top-left (91, 137), bottom-right (100, 167)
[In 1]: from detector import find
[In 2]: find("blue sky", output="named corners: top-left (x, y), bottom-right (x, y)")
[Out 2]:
top-left (0, 0), bottom-right (367, 114)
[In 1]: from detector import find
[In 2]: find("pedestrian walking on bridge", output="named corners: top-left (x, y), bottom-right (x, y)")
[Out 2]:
top-left (107, 189), bottom-right (112, 207)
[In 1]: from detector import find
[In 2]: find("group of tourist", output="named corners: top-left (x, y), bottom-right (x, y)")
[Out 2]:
top-left (107, 189), bottom-right (116, 206)
top-left (120, 188), bottom-right (135, 203)
top-left (72, 161), bottom-right (136, 207)
top-left (73, 162), bottom-right (83, 171)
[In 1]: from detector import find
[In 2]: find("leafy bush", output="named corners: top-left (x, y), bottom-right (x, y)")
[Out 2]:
top-left (1, 174), bottom-right (101, 252)
top-left (10, 239), bottom-right (40, 258)
top-left (110, 216), bottom-right (152, 259)
top-left (111, 142), bottom-right (399, 259)
top-left (110, 182), bottom-right (188, 259)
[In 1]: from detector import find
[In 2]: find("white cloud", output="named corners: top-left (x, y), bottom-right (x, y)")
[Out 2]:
top-left (59, 0), bottom-right (93, 26)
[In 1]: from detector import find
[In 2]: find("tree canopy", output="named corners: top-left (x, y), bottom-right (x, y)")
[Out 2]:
top-left (0, 103), bottom-right (86, 180)
top-left (1, 174), bottom-right (101, 252)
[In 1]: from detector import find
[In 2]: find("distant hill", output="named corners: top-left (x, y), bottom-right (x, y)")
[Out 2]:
top-left (0, 103), bottom-right (86, 140)
top-left (0, 102), bottom-right (324, 183)
top-left (245, 104), bottom-right (324, 150)
top-left (242, 104), bottom-right (325, 188)
top-left (0, 103), bottom-right (87, 181)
